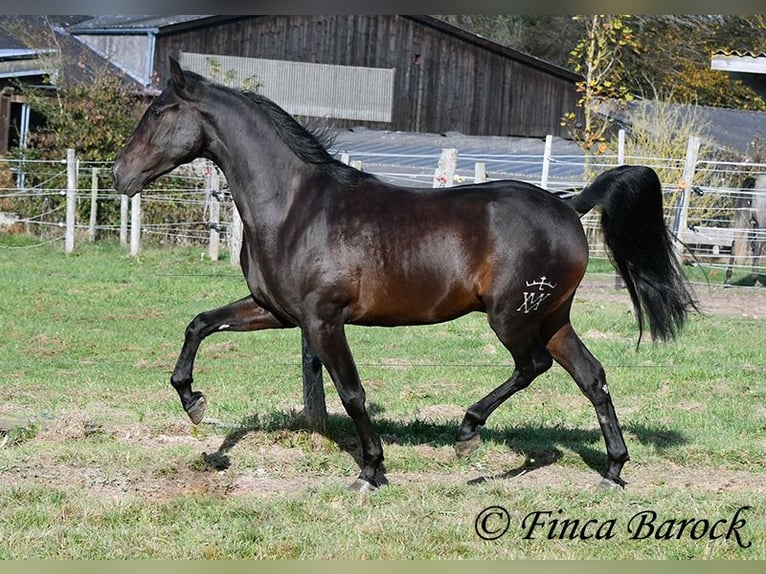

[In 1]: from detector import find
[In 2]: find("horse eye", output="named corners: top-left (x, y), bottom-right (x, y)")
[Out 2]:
top-left (150, 106), bottom-right (162, 118)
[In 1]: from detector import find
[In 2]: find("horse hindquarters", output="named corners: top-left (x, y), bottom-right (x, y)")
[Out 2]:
top-left (455, 198), bottom-right (590, 461)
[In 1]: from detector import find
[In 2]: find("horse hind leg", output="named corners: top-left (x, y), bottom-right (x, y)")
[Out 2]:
top-left (455, 318), bottom-right (553, 457)
top-left (171, 296), bottom-right (290, 424)
top-left (546, 323), bottom-right (629, 489)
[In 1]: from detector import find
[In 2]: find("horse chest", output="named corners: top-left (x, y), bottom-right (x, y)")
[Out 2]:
top-left (241, 249), bottom-right (303, 325)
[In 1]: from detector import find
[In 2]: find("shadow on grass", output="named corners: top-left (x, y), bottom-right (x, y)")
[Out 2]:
top-left (201, 405), bottom-right (687, 485)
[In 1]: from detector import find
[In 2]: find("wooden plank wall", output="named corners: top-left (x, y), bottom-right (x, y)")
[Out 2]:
top-left (154, 15), bottom-right (581, 138)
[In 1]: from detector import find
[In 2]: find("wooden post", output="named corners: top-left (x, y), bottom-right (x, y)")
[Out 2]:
top-left (474, 162), bottom-right (486, 183)
top-left (130, 193), bottom-right (141, 257)
top-left (119, 194), bottom-right (129, 247)
top-left (229, 202), bottom-right (242, 267)
top-left (674, 135), bottom-right (701, 258)
top-left (88, 167), bottom-right (98, 242)
top-left (615, 130), bottom-right (626, 289)
top-left (617, 129), bottom-right (626, 166)
top-left (433, 148), bottom-right (457, 188)
top-left (64, 148), bottom-right (77, 253)
top-left (340, 153), bottom-right (363, 172)
top-left (207, 169), bottom-right (221, 261)
top-left (301, 331), bottom-right (326, 432)
top-left (540, 135), bottom-right (553, 188)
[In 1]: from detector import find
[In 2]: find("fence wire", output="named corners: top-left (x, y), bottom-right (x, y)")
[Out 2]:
top-left (1, 149), bottom-right (765, 281)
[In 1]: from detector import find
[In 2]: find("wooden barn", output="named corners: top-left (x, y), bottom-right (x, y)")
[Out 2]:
top-left (67, 15), bottom-right (583, 138)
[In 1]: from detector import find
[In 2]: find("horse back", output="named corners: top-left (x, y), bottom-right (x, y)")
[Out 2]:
top-left (303, 179), bottom-right (587, 326)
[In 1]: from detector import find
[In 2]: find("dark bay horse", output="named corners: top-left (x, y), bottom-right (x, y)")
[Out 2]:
top-left (113, 58), bottom-right (697, 491)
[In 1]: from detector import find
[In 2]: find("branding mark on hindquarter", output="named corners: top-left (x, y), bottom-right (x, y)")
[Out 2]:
top-left (516, 276), bottom-right (557, 314)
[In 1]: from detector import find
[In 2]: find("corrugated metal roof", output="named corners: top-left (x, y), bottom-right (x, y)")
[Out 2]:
top-left (603, 99), bottom-right (766, 156)
top-left (712, 50), bottom-right (766, 58)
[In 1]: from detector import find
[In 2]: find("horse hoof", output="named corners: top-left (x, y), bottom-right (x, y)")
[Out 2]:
top-left (454, 433), bottom-right (481, 458)
top-left (599, 476), bottom-right (626, 490)
top-left (186, 393), bottom-right (207, 425)
top-left (348, 478), bottom-right (377, 494)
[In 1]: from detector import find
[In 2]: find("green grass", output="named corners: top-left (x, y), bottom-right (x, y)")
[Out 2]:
top-left (0, 236), bottom-right (764, 559)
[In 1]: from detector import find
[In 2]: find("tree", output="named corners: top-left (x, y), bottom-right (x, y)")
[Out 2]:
top-left (442, 15), bottom-right (766, 112)
top-left (562, 15), bottom-right (639, 155)
top-left (623, 15), bottom-right (766, 111)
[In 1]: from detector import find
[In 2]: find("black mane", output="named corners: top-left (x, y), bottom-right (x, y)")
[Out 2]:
top-left (184, 68), bottom-right (371, 185)
top-left (241, 90), bottom-right (374, 186)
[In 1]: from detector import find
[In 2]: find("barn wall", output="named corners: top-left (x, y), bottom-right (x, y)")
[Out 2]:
top-left (154, 15), bottom-right (580, 138)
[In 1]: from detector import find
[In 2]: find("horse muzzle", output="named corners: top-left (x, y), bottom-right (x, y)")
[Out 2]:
top-left (112, 160), bottom-right (143, 197)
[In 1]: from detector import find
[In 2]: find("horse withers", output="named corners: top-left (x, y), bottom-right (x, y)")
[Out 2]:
top-left (113, 58), bottom-right (697, 491)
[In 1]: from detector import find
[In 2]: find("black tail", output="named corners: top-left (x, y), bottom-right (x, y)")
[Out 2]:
top-left (572, 165), bottom-right (698, 343)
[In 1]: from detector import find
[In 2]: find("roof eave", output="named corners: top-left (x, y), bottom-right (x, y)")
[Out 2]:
top-left (711, 53), bottom-right (766, 74)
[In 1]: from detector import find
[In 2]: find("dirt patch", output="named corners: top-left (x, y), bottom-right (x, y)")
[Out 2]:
top-left (3, 414), bottom-right (765, 503)
top-left (42, 409), bottom-right (105, 440)
top-left (579, 277), bottom-right (766, 320)
top-left (416, 404), bottom-right (465, 423)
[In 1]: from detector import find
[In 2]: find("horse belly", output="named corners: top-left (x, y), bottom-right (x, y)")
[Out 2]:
top-left (349, 256), bottom-right (488, 326)
top-left (350, 287), bottom-right (482, 326)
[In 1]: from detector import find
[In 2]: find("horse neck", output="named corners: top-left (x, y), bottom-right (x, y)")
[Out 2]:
top-left (201, 96), bottom-right (314, 229)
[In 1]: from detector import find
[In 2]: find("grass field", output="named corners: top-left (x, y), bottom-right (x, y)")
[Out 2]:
top-left (0, 235), bottom-right (764, 559)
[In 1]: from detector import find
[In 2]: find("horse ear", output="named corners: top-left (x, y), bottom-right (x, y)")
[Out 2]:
top-left (169, 57), bottom-right (186, 89)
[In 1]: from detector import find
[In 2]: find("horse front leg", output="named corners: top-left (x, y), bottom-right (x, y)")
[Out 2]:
top-left (171, 295), bottom-right (290, 424)
top-left (303, 315), bottom-right (385, 492)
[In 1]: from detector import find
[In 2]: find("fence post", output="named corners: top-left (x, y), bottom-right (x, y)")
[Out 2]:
top-left (614, 130), bottom-right (627, 289)
top-left (674, 135), bottom-right (701, 258)
top-left (617, 129), bottom-right (626, 166)
top-left (540, 135), bottom-right (553, 188)
top-left (474, 162), bottom-right (486, 183)
top-left (207, 169), bottom-right (221, 261)
top-left (433, 148), bottom-right (457, 188)
top-left (88, 167), bottom-right (98, 242)
top-left (64, 148), bottom-right (77, 253)
top-left (229, 203), bottom-right (242, 267)
top-left (120, 195), bottom-right (128, 247)
top-left (130, 193), bottom-right (141, 257)
top-left (301, 331), bottom-right (327, 432)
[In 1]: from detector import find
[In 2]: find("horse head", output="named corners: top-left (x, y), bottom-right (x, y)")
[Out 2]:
top-left (113, 58), bottom-right (207, 197)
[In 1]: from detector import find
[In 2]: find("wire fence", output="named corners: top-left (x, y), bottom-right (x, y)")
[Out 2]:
top-left (1, 136), bottom-right (765, 281)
